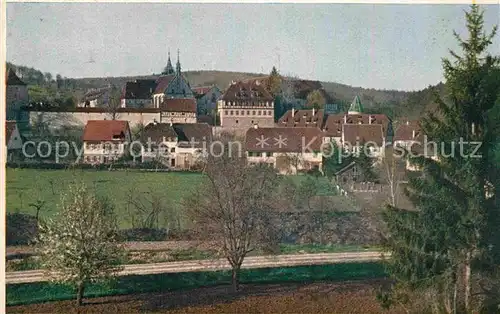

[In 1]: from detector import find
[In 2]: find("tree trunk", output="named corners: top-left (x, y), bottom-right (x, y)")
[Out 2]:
top-left (76, 281), bottom-right (85, 306)
top-left (231, 267), bottom-right (240, 292)
top-left (464, 252), bottom-right (471, 311)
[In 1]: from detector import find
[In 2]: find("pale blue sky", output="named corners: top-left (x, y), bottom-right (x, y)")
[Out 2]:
top-left (6, 3), bottom-right (500, 91)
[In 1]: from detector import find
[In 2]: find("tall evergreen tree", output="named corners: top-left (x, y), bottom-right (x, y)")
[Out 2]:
top-left (381, 5), bottom-right (500, 313)
top-left (268, 66), bottom-right (282, 97)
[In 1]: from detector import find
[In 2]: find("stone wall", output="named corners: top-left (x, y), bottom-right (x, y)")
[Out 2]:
top-left (28, 111), bottom-right (162, 129)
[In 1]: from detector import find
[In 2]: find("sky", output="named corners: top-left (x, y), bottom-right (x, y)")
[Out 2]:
top-left (6, 3), bottom-right (500, 91)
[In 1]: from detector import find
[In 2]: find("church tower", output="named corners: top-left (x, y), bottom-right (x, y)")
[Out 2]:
top-left (162, 49), bottom-right (175, 75)
top-left (176, 49), bottom-right (181, 75)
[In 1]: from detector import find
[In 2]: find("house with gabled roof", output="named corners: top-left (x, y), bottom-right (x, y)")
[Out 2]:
top-left (6, 68), bottom-right (29, 123)
top-left (5, 121), bottom-right (25, 162)
top-left (245, 126), bottom-right (323, 174)
top-left (82, 120), bottom-right (131, 164)
top-left (193, 85), bottom-right (222, 115)
top-left (140, 121), bottom-right (211, 169)
top-left (218, 79), bottom-right (275, 131)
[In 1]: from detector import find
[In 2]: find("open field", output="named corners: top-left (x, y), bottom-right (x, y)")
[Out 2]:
top-left (7, 279), bottom-right (406, 314)
top-left (6, 169), bottom-right (204, 228)
top-left (6, 168), bottom-right (338, 229)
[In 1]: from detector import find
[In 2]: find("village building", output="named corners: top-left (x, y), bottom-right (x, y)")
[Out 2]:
top-left (78, 86), bottom-right (113, 108)
top-left (5, 121), bottom-right (25, 162)
top-left (218, 79), bottom-right (275, 132)
top-left (277, 108), bottom-right (325, 128)
top-left (193, 85), bottom-right (222, 115)
top-left (342, 123), bottom-right (386, 158)
top-left (121, 80), bottom-right (156, 108)
top-left (141, 122), bottom-right (178, 165)
top-left (159, 98), bottom-right (197, 123)
top-left (151, 51), bottom-right (194, 107)
top-left (119, 50), bottom-right (194, 109)
top-left (82, 120), bottom-right (131, 164)
top-left (6, 68), bottom-right (29, 124)
top-left (245, 126), bottom-right (323, 174)
top-left (141, 121), bottom-right (211, 169)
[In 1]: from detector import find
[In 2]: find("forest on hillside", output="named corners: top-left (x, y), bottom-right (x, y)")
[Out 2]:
top-left (7, 61), bottom-right (445, 119)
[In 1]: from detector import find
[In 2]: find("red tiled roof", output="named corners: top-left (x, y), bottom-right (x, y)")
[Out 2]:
top-left (322, 113), bottom-right (391, 134)
top-left (160, 98), bottom-right (197, 113)
top-left (154, 75), bottom-right (175, 94)
top-left (142, 122), bottom-right (178, 143)
top-left (245, 127), bottom-right (323, 153)
top-left (82, 120), bottom-right (130, 142)
top-left (323, 116), bottom-right (342, 137)
top-left (221, 79), bottom-right (273, 102)
top-left (394, 120), bottom-right (422, 141)
top-left (343, 124), bottom-right (385, 146)
top-left (278, 109), bottom-right (325, 128)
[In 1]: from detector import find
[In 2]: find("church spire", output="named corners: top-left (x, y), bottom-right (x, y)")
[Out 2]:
top-left (162, 48), bottom-right (174, 75)
top-left (176, 49), bottom-right (181, 75)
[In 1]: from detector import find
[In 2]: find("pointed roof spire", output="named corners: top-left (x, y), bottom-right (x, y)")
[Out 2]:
top-left (348, 95), bottom-right (363, 114)
top-left (176, 49), bottom-right (181, 74)
top-left (162, 48), bottom-right (175, 75)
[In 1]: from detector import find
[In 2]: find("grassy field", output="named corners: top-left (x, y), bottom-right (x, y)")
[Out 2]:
top-left (6, 262), bottom-right (386, 306)
top-left (6, 169), bottom-right (204, 228)
top-left (6, 168), bottom-right (337, 229)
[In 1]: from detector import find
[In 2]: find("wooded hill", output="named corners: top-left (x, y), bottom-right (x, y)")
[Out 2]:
top-left (7, 62), bottom-right (445, 119)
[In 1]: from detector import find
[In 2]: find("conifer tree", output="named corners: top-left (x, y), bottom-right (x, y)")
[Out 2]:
top-left (381, 5), bottom-right (500, 313)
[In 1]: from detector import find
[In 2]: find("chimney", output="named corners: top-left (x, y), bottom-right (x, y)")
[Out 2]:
top-left (153, 119), bottom-right (158, 125)
top-left (253, 123), bottom-right (258, 129)
top-left (471, 123), bottom-right (475, 135)
top-left (412, 130), bottom-right (416, 139)
top-left (292, 108), bottom-right (295, 117)
top-left (344, 115), bottom-right (347, 124)
top-left (369, 115), bottom-right (372, 124)
top-left (255, 80), bottom-right (260, 86)
top-left (406, 120), bottom-right (409, 125)
top-left (312, 108), bottom-right (316, 116)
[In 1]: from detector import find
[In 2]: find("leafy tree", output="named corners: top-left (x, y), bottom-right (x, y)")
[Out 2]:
top-left (381, 5), bottom-right (500, 313)
top-left (36, 183), bottom-right (124, 306)
top-left (105, 85), bottom-right (122, 120)
top-left (306, 89), bottom-right (326, 108)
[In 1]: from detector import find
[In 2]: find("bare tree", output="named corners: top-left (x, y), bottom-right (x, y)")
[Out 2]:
top-left (105, 85), bottom-right (122, 120)
top-left (29, 200), bottom-right (46, 221)
top-left (184, 144), bottom-right (281, 291)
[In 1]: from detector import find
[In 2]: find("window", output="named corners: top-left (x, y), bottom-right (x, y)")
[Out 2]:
top-left (225, 110), bottom-right (228, 115)
top-left (236, 120), bottom-right (239, 124)
top-left (247, 110), bottom-right (250, 115)
top-left (248, 152), bottom-right (253, 157)
top-left (268, 111), bottom-right (272, 115)
top-left (263, 111), bottom-right (266, 116)
top-left (171, 147), bottom-right (176, 153)
top-left (258, 111), bottom-right (261, 115)
top-left (241, 110), bottom-right (244, 115)
top-left (252, 111), bottom-right (256, 115)
top-left (230, 110), bottom-right (234, 115)
top-left (235, 111), bottom-right (239, 116)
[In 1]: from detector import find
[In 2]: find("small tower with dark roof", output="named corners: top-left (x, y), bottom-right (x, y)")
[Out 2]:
top-left (162, 49), bottom-right (175, 75)
top-left (176, 49), bottom-right (181, 75)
